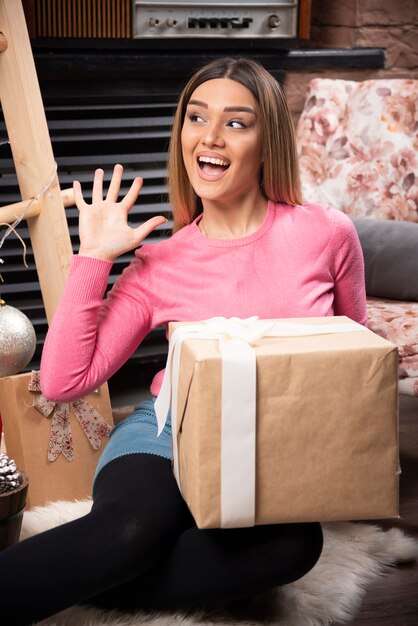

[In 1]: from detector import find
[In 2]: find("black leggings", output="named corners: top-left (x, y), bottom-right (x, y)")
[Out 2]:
top-left (0, 454), bottom-right (323, 625)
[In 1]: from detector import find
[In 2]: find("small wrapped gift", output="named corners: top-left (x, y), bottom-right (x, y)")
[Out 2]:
top-left (156, 316), bottom-right (399, 529)
top-left (0, 371), bottom-right (113, 507)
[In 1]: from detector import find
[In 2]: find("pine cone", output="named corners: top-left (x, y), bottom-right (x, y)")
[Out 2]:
top-left (0, 453), bottom-right (23, 495)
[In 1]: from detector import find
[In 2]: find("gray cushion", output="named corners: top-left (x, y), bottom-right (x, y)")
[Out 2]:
top-left (349, 216), bottom-right (418, 301)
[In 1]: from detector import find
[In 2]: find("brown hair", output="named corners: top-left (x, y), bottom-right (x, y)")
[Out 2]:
top-left (168, 57), bottom-right (302, 233)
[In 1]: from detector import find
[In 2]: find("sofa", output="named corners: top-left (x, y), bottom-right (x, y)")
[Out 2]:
top-left (296, 78), bottom-right (418, 396)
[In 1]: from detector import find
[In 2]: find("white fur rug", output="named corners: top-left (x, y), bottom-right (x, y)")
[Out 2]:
top-left (20, 499), bottom-right (418, 626)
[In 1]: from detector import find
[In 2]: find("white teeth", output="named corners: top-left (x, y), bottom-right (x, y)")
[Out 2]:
top-left (198, 156), bottom-right (229, 167)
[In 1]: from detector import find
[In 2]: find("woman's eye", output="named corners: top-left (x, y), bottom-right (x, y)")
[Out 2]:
top-left (228, 120), bottom-right (246, 129)
top-left (189, 113), bottom-right (205, 123)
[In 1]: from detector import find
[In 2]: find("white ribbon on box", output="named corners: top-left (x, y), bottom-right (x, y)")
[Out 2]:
top-left (155, 316), bottom-right (367, 528)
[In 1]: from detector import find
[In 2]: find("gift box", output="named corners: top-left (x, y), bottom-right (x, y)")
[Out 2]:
top-left (156, 316), bottom-right (399, 529)
top-left (0, 371), bottom-right (113, 508)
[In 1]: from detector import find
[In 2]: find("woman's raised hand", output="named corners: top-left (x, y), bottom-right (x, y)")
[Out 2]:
top-left (74, 164), bottom-right (167, 261)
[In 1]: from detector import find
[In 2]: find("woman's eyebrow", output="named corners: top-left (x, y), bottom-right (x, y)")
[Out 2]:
top-left (223, 106), bottom-right (256, 116)
top-left (187, 99), bottom-right (208, 108)
top-left (187, 100), bottom-right (256, 116)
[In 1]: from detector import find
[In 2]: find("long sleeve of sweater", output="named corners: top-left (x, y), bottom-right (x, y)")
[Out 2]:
top-left (40, 255), bottom-right (152, 402)
top-left (330, 210), bottom-right (367, 325)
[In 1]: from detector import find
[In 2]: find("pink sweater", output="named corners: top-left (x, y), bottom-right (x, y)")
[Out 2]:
top-left (40, 201), bottom-right (367, 402)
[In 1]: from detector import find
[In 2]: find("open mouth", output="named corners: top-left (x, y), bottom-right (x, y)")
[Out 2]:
top-left (197, 155), bottom-right (230, 177)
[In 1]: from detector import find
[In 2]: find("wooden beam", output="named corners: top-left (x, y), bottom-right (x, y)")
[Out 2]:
top-left (298, 0), bottom-right (312, 40)
top-left (21, 0), bottom-right (36, 39)
top-left (0, 187), bottom-right (75, 224)
top-left (0, 0), bottom-right (73, 323)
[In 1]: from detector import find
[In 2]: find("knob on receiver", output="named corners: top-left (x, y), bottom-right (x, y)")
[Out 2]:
top-left (268, 14), bottom-right (281, 29)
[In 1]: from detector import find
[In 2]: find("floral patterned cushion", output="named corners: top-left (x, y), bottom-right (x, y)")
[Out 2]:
top-left (296, 78), bottom-right (418, 222)
top-left (367, 297), bottom-right (418, 397)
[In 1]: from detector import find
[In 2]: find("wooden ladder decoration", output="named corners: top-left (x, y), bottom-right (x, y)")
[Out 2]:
top-left (0, 0), bottom-right (74, 318)
top-left (0, 0), bottom-right (113, 507)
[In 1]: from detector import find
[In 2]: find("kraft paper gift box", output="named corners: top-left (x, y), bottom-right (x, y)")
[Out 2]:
top-left (0, 371), bottom-right (113, 508)
top-left (155, 316), bottom-right (399, 529)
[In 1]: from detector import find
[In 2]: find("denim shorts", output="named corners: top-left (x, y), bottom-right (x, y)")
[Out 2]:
top-left (92, 397), bottom-right (172, 491)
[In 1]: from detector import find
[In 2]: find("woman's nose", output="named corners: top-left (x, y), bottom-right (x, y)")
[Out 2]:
top-left (202, 123), bottom-right (225, 147)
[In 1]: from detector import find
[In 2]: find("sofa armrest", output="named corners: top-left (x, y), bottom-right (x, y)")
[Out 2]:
top-left (351, 216), bottom-right (418, 301)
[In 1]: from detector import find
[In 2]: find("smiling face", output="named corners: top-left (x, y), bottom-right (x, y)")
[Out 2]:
top-left (180, 78), bottom-right (264, 211)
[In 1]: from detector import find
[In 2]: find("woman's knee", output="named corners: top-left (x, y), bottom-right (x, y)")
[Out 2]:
top-left (283, 522), bottom-right (323, 583)
top-left (246, 521), bottom-right (323, 588)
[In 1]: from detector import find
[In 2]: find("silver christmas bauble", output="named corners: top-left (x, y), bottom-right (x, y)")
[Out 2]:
top-left (0, 301), bottom-right (36, 376)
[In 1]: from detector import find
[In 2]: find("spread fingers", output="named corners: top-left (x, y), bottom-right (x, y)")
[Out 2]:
top-left (106, 164), bottom-right (124, 203)
top-left (121, 176), bottom-right (143, 211)
top-left (92, 168), bottom-right (105, 203)
top-left (73, 180), bottom-right (87, 210)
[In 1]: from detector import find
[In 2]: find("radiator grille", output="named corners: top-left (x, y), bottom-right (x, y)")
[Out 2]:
top-left (35, 0), bottom-right (131, 38)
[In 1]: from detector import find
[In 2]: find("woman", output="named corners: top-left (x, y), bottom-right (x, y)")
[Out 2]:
top-left (0, 58), bottom-right (366, 624)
